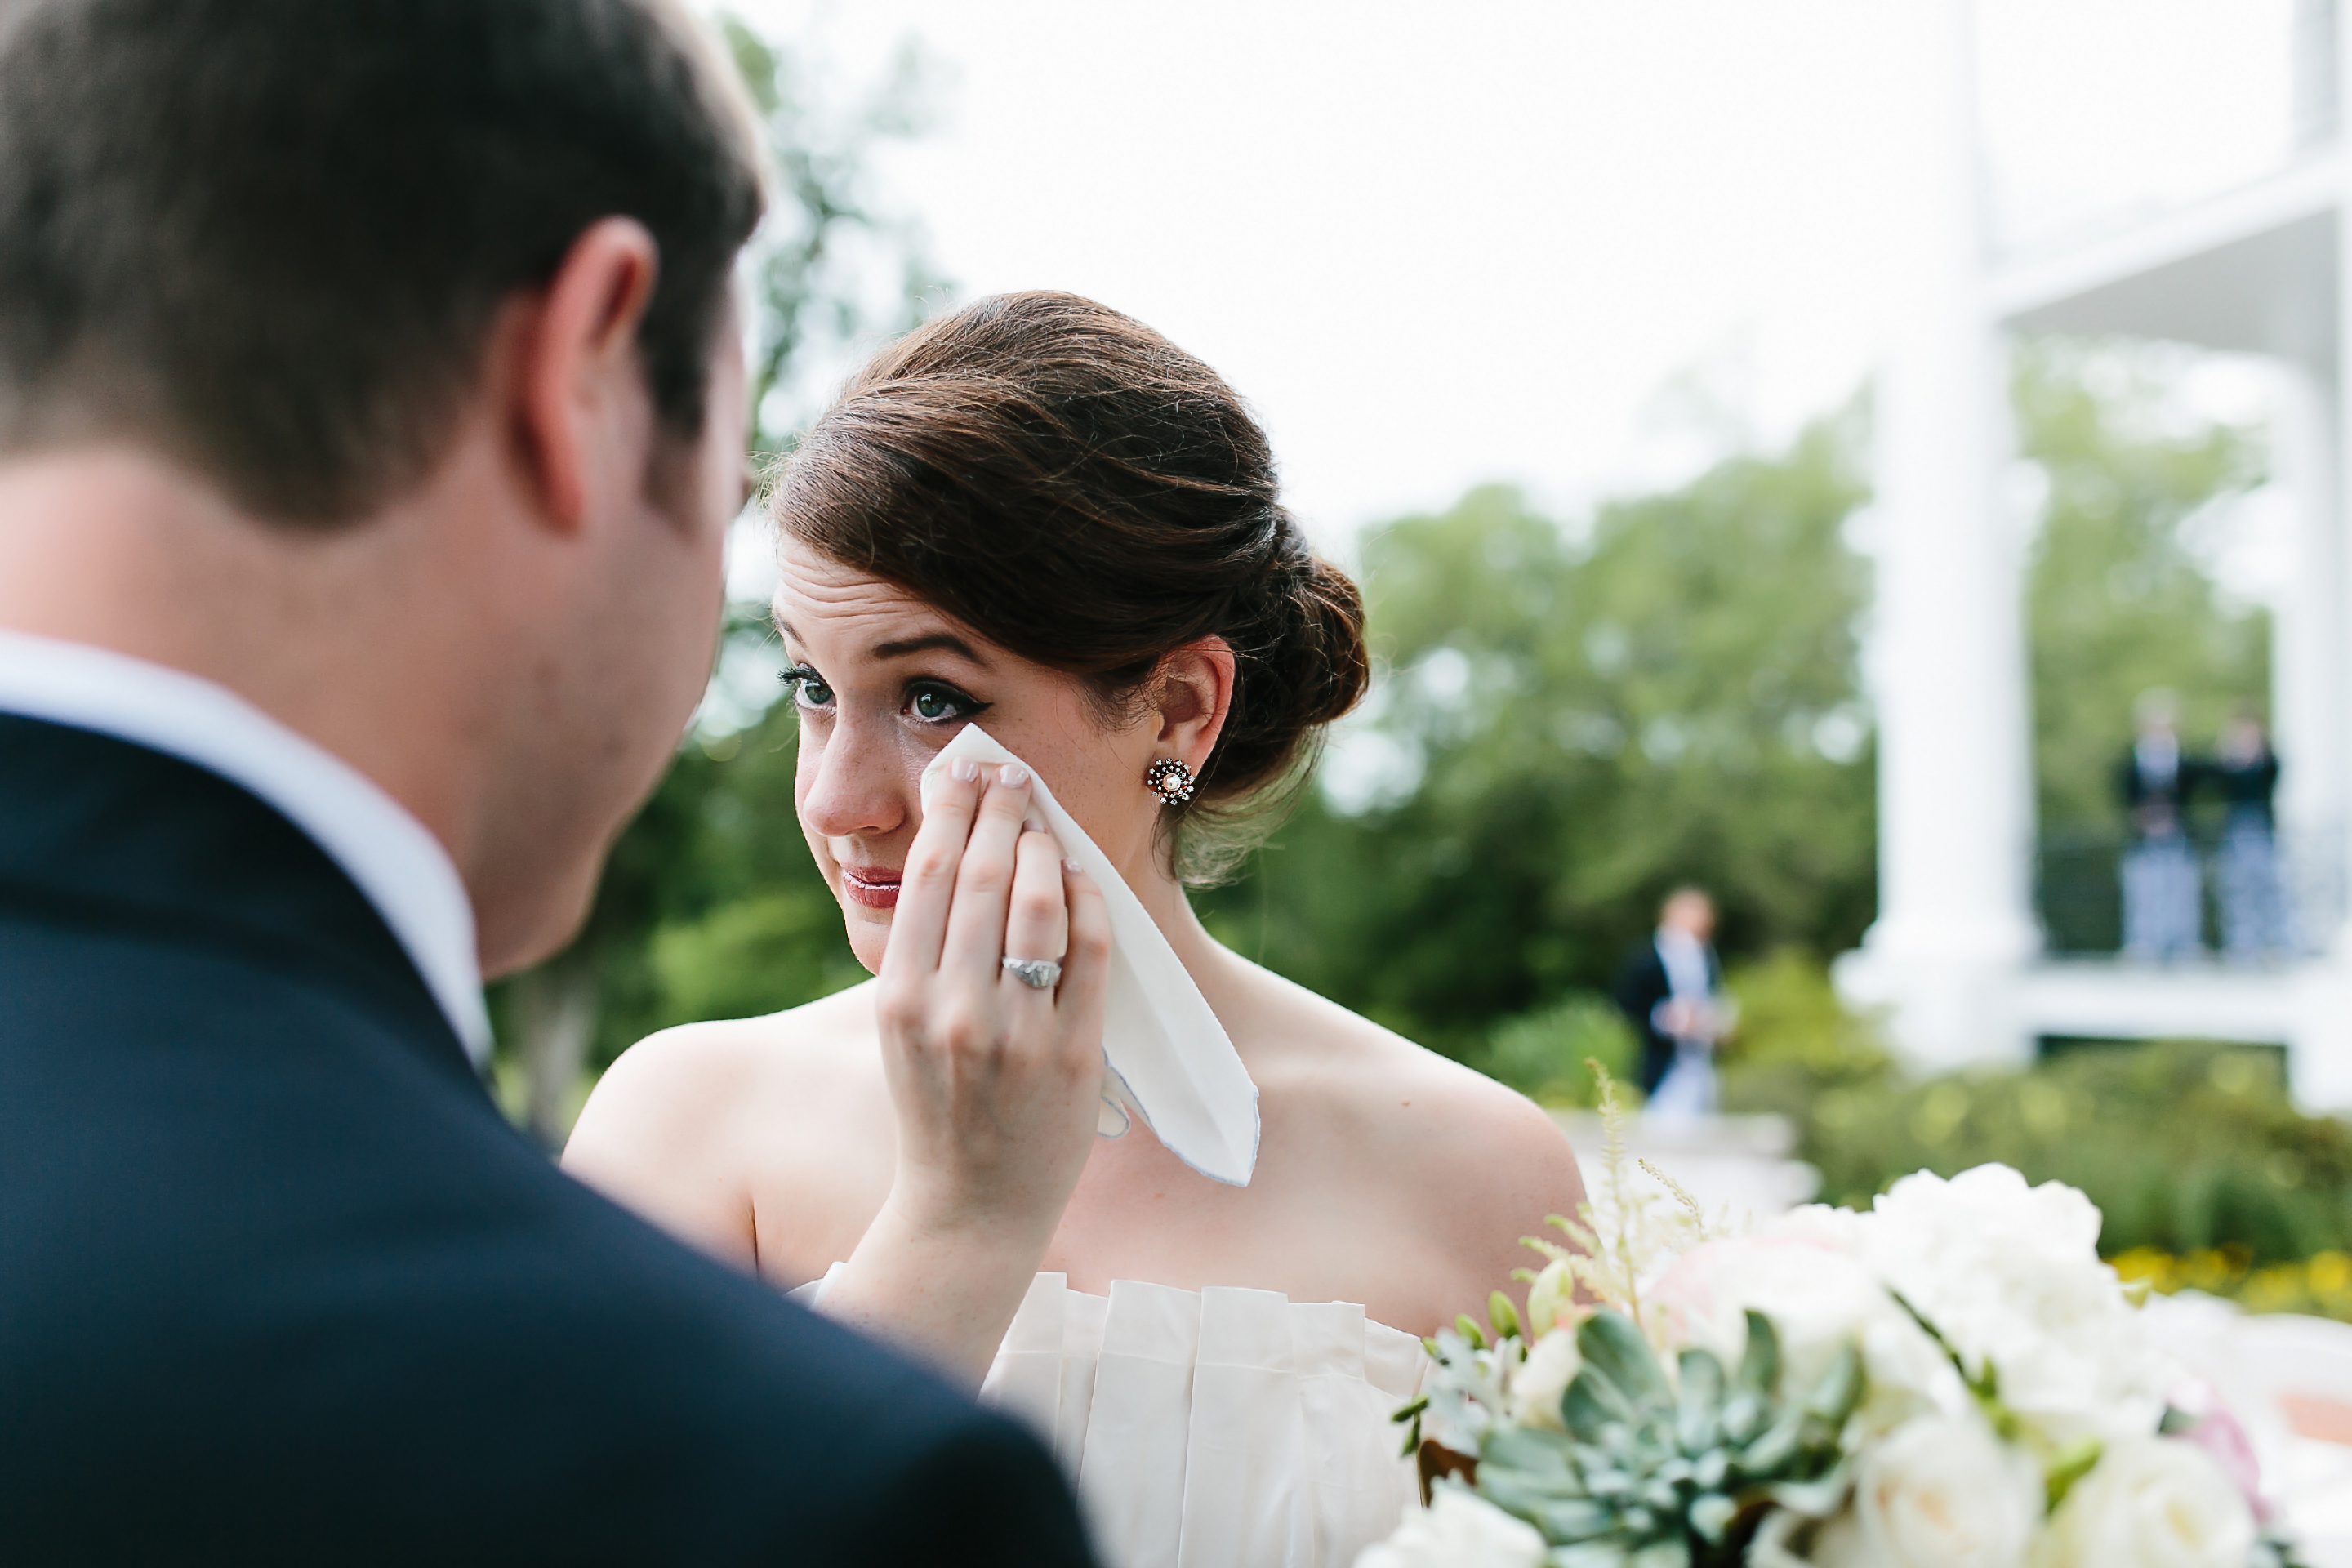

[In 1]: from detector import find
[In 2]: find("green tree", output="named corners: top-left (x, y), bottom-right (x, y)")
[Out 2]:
top-left (724, 17), bottom-right (947, 461)
top-left (1196, 406), bottom-right (1878, 1058)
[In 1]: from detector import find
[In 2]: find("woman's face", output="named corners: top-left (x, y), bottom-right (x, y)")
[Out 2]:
top-left (773, 533), bottom-right (1165, 973)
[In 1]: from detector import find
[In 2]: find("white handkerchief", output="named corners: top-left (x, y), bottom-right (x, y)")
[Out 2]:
top-left (919, 725), bottom-right (1259, 1187)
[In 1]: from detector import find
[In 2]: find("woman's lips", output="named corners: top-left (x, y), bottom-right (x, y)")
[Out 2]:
top-left (840, 866), bottom-right (902, 911)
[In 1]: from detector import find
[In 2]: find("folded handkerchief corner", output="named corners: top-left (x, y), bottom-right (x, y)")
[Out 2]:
top-left (919, 725), bottom-right (1258, 1186)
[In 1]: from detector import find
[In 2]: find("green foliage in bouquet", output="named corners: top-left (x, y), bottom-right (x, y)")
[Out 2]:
top-left (1474, 1309), bottom-right (1861, 1568)
top-left (1396, 1067), bottom-right (1866, 1566)
top-left (1520, 1063), bottom-right (1727, 1341)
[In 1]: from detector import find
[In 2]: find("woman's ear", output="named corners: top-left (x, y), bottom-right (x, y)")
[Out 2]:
top-left (1153, 636), bottom-right (1237, 770)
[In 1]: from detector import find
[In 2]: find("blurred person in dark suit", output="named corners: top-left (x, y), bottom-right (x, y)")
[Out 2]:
top-left (0, 3), bottom-right (1097, 1562)
top-left (2118, 688), bottom-right (2205, 963)
top-left (1612, 888), bottom-right (1736, 1116)
top-left (2212, 706), bottom-right (2295, 961)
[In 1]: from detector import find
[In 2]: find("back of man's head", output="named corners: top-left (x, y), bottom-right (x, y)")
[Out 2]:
top-left (0, 0), bottom-right (765, 525)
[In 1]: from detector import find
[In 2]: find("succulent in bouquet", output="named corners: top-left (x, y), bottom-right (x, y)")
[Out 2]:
top-left (1361, 1068), bottom-right (2310, 1568)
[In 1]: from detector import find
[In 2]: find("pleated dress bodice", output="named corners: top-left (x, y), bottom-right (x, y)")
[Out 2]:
top-left (791, 1267), bottom-right (1430, 1568)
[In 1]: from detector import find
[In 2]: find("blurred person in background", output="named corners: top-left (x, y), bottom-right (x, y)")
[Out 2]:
top-left (2119, 688), bottom-right (2206, 963)
top-left (2212, 705), bottom-right (2295, 962)
top-left (1612, 887), bottom-right (1736, 1121)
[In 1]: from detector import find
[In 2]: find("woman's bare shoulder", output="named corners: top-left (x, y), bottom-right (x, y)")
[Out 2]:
top-left (1329, 1027), bottom-right (1576, 1192)
top-left (571, 982), bottom-right (878, 1143)
top-left (1248, 964), bottom-right (1575, 1161)
top-left (559, 982), bottom-right (882, 1262)
top-left (1241, 964), bottom-right (1586, 1298)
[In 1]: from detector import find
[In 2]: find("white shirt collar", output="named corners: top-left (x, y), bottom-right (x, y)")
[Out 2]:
top-left (0, 630), bottom-right (492, 1066)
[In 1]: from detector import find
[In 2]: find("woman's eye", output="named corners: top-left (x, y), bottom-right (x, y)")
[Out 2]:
top-left (906, 683), bottom-right (982, 724)
top-left (784, 668), bottom-right (834, 709)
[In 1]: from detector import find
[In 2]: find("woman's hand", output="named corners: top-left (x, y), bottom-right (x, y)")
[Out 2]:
top-left (815, 759), bottom-right (1111, 1385)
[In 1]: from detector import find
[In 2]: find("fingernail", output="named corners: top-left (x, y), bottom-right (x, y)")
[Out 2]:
top-left (951, 758), bottom-right (980, 782)
top-left (1023, 817), bottom-right (1045, 835)
top-left (998, 764), bottom-right (1029, 788)
top-left (1064, 859), bottom-right (1084, 876)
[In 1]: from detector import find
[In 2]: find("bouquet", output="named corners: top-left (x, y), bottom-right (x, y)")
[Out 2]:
top-left (1363, 1076), bottom-right (2307, 1568)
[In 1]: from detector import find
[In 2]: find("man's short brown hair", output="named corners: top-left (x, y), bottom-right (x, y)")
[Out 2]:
top-left (0, 0), bottom-right (765, 524)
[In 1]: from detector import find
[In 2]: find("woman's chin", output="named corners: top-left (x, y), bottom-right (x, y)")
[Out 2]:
top-left (839, 902), bottom-right (892, 974)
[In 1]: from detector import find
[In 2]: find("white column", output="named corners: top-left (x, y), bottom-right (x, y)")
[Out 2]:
top-left (2269, 363), bottom-right (2343, 925)
top-left (1835, 0), bottom-right (2038, 1070)
top-left (2285, 33), bottom-right (2352, 1109)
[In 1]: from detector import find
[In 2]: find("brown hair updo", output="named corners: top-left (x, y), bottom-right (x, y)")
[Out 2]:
top-left (773, 290), bottom-right (1370, 883)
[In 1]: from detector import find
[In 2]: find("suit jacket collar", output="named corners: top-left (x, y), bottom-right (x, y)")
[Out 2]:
top-left (0, 630), bottom-right (490, 1059)
top-left (0, 713), bottom-right (482, 1089)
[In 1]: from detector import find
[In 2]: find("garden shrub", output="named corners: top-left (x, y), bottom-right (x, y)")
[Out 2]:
top-left (1784, 1038), bottom-right (2352, 1262)
top-left (1470, 994), bottom-right (1639, 1107)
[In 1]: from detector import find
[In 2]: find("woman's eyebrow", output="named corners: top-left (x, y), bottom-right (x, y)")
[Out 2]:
top-left (871, 632), bottom-right (988, 665)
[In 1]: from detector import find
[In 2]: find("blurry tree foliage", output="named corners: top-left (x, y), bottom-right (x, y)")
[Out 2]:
top-left (1194, 406), bottom-right (1878, 1058)
top-left (723, 16), bottom-right (947, 461)
top-left (2020, 339), bottom-right (2270, 834)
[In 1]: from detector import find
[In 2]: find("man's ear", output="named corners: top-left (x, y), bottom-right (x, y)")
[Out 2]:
top-left (510, 216), bottom-right (662, 532)
top-left (1154, 636), bottom-right (1237, 770)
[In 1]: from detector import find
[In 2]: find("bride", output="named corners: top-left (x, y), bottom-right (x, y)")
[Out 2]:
top-left (564, 291), bottom-right (1587, 1565)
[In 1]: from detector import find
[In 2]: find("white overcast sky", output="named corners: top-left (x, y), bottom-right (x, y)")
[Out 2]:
top-left (719, 0), bottom-right (2298, 552)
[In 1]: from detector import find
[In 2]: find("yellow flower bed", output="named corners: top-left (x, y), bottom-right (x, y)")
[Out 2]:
top-left (2110, 1245), bottom-right (2352, 1322)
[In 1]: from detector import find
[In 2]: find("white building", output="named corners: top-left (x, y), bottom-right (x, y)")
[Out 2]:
top-left (1836, 0), bottom-right (2352, 1111)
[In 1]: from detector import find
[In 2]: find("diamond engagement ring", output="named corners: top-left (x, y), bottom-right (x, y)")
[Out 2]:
top-left (1002, 956), bottom-right (1062, 990)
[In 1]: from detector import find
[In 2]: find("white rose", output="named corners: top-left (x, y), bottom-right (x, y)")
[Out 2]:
top-left (1772, 1200), bottom-right (1875, 1253)
top-left (1355, 1482), bottom-right (1547, 1568)
top-left (1840, 1415), bottom-right (2042, 1568)
top-left (2028, 1436), bottom-right (2255, 1568)
top-left (1651, 1227), bottom-right (1963, 1436)
top-left (1506, 1328), bottom-right (1580, 1431)
top-left (1858, 1166), bottom-right (2172, 1441)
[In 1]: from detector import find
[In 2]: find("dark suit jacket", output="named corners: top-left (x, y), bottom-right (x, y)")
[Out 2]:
top-left (2212, 750), bottom-right (2279, 823)
top-left (0, 715), bottom-right (1093, 1566)
top-left (2118, 748), bottom-right (2203, 840)
top-left (1610, 938), bottom-right (1721, 1098)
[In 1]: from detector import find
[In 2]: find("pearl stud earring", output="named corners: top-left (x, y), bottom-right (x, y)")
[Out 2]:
top-left (1143, 757), bottom-right (1196, 806)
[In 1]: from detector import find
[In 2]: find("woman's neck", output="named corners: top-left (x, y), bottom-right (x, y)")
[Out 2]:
top-left (1130, 853), bottom-right (1252, 1014)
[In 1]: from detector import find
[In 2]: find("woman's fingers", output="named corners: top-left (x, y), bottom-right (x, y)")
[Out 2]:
top-left (938, 764), bottom-right (1034, 977)
top-left (882, 758), bottom-right (985, 979)
top-left (1001, 826), bottom-right (1070, 985)
top-left (1054, 862), bottom-right (1111, 1051)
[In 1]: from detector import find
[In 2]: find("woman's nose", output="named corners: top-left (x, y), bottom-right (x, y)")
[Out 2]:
top-left (797, 715), bottom-right (916, 842)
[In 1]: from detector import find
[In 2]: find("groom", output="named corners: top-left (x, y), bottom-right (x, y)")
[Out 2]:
top-left (0, 2), bottom-right (1090, 1563)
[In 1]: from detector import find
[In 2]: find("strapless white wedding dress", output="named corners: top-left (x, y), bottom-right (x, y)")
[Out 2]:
top-left (791, 1267), bottom-right (1429, 1568)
